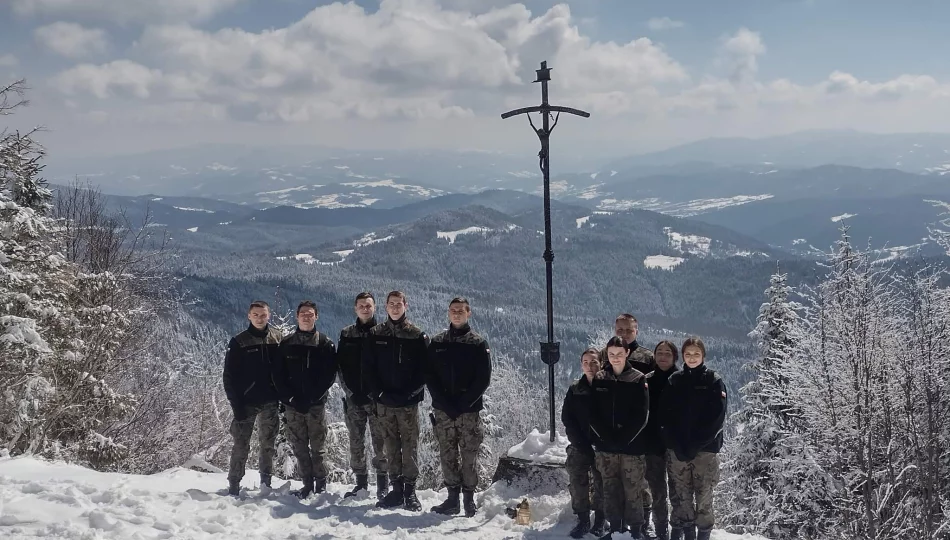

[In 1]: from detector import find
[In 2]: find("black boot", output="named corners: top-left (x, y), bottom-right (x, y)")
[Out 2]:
top-left (642, 508), bottom-right (654, 538)
top-left (376, 478), bottom-right (404, 508)
top-left (590, 510), bottom-right (608, 536)
top-left (462, 489), bottom-right (477, 517)
top-left (344, 474), bottom-right (368, 498)
top-left (376, 473), bottom-right (389, 501)
top-left (313, 477), bottom-right (327, 494)
top-left (227, 479), bottom-right (240, 496)
top-left (655, 522), bottom-right (670, 540)
top-left (403, 481), bottom-right (422, 511)
top-left (431, 486), bottom-right (461, 515)
top-left (670, 528), bottom-right (684, 540)
top-left (628, 525), bottom-right (644, 540)
top-left (696, 529), bottom-right (711, 540)
top-left (260, 473), bottom-right (272, 489)
top-left (684, 525), bottom-right (697, 540)
top-left (600, 519), bottom-right (622, 540)
top-left (294, 476), bottom-right (314, 499)
top-left (569, 513), bottom-right (590, 538)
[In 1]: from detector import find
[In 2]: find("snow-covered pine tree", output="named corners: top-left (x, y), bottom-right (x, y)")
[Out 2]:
top-left (785, 227), bottom-right (915, 539)
top-left (0, 80), bottom-right (135, 468)
top-left (719, 264), bottom-right (835, 539)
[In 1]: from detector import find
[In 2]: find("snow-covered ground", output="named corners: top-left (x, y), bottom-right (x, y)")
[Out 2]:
top-left (830, 213), bottom-right (857, 222)
top-left (506, 429), bottom-right (568, 464)
top-left (644, 255), bottom-right (686, 270)
top-left (436, 226), bottom-right (491, 244)
top-left (0, 456), bottom-right (769, 540)
top-left (596, 194), bottom-right (772, 217)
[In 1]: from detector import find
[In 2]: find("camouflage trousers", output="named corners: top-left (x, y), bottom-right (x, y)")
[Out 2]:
top-left (645, 453), bottom-right (672, 531)
top-left (377, 403), bottom-right (420, 483)
top-left (566, 445), bottom-right (604, 515)
top-left (228, 401), bottom-right (279, 483)
top-left (667, 451), bottom-right (720, 531)
top-left (343, 396), bottom-right (388, 476)
top-left (432, 409), bottom-right (483, 491)
top-left (595, 452), bottom-right (645, 529)
top-left (285, 403), bottom-right (328, 480)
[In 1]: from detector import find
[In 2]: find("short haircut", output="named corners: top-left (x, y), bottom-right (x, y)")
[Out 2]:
top-left (248, 300), bottom-right (270, 312)
top-left (581, 347), bottom-right (600, 359)
top-left (654, 340), bottom-right (679, 364)
top-left (681, 336), bottom-right (706, 358)
top-left (605, 336), bottom-right (627, 350)
top-left (297, 300), bottom-right (318, 315)
top-left (386, 290), bottom-right (407, 303)
top-left (616, 313), bottom-right (638, 324)
top-left (449, 297), bottom-right (470, 309)
top-left (354, 292), bottom-right (375, 304)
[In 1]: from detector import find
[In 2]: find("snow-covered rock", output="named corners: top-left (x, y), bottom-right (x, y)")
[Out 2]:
top-left (506, 429), bottom-right (568, 465)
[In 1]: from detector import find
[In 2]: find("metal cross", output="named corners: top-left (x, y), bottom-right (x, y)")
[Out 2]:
top-left (501, 61), bottom-right (590, 443)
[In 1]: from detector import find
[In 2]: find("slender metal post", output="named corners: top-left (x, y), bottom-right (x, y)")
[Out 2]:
top-left (501, 61), bottom-right (590, 442)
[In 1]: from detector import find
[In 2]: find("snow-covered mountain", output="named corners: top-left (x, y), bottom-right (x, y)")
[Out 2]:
top-left (43, 144), bottom-right (578, 199)
top-left (605, 130), bottom-right (950, 175)
top-left (227, 178), bottom-right (446, 209)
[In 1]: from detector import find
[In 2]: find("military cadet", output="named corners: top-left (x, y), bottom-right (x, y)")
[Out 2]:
top-left (426, 297), bottom-right (492, 518)
top-left (643, 340), bottom-right (681, 540)
top-left (362, 290), bottom-right (430, 511)
top-left (561, 347), bottom-right (607, 539)
top-left (337, 292), bottom-right (389, 499)
top-left (599, 313), bottom-right (655, 374)
top-left (660, 337), bottom-right (727, 540)
top-left (598, 312), bottom-right (656, 531)
top-left (222, 300), bottom-right (284, 496)
top-left (590, 336), bottom-right (651, 539)
top-left (273, 300), bottom-right (337, 499)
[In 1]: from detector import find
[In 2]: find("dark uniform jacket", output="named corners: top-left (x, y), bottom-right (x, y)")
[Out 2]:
top-left (643, 365), bottom-right (679, 455)
top-left (561, 375), bottom-right (596, 455)
top-left (590, 363), bottom-right (650, 455)
top-left (273, 327), bottom-right (337, 412)
top-left (222, 324), bottom-right (283, 409)
top-left (660, 362), bottom-right (727, 462)
top-left (361, 315), bottom-right (430, 408)
top-left (425, 323), bottom-right (492, 419)
top-left (598, 340), bottom-right (655, 375)
top-left (337, 317), bottom-right (377, 406)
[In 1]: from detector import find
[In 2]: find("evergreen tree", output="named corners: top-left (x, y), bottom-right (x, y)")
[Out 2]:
top-left (719, 264), bottom-right (833, 538)
top-left (0, 80), bottom-right (135, 468)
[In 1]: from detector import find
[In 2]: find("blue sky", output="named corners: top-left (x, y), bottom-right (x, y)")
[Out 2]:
top-left (1, 0), bottom-right (948, 161)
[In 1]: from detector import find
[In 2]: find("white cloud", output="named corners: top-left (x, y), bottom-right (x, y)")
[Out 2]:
top-left (34, 22), bottom-right (109, 58)
top-left (29, 4), bottom-right (950, 159)
top-left (717, 27), bottom-right (766, 84)
top-left (647, 17), bottom-right (684, 31)
top-left (53, 0), bottom-right (687, 121)
top-left (55, 60), bottom-right (162, 99)
top-left (0, 54), bottom-right (18, 67)
top-left (10, 0), bottom-right (243, 24)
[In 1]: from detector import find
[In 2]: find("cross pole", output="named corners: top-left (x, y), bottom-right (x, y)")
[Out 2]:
top-left (501, 61), bottom-right (589, 443)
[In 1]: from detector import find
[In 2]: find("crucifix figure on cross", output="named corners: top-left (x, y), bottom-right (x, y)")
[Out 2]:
top-left (501, 61), bottom-right (590, 443)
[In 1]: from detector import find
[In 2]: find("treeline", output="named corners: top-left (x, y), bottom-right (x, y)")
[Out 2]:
top-left (719, 228), bottom-right (950, 540)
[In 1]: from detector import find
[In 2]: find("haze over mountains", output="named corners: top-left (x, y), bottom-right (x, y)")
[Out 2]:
top-left (55, 130), bottom-right (950, 262)
top-left (41, 126), bottom-right (950, 429)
